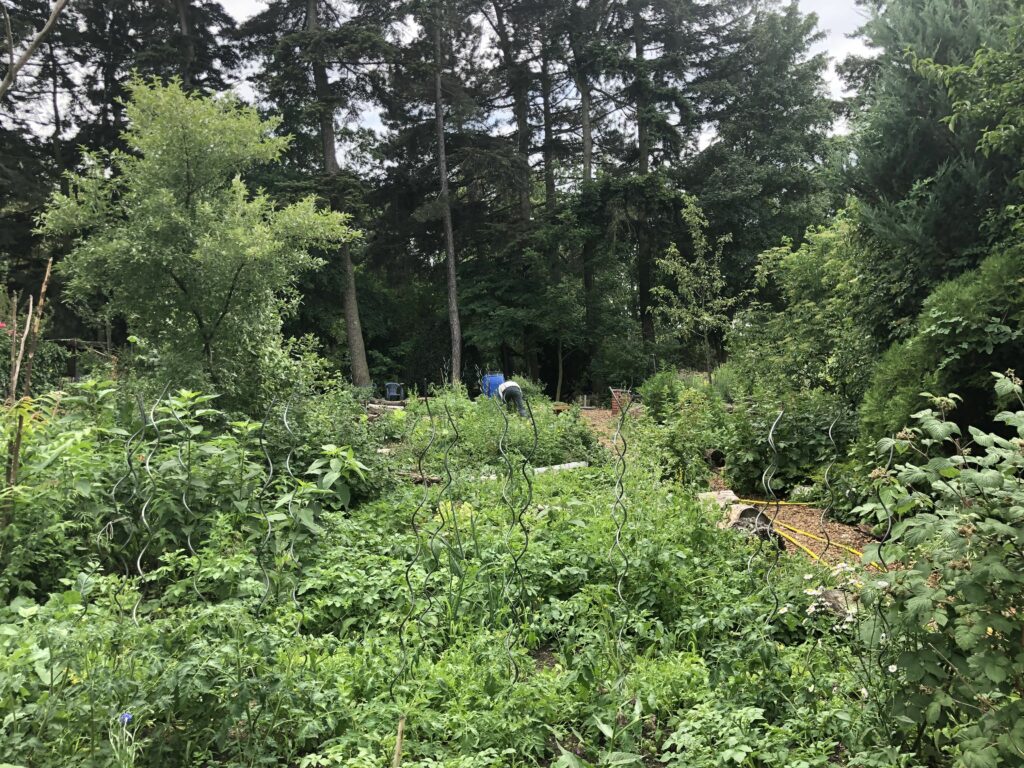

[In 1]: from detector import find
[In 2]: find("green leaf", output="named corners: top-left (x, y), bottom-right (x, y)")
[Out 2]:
top-left (296, 508), bottom-right (323, 535)
top-left (984, 657), bottom-right (1009, 684)
top-left (593, 717), bottom-right (614, 740)
top-left (334, 483), bottom-right (351, 507)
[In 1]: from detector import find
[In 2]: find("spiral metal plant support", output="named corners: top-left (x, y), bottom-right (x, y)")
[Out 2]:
top-left (760, 410), bottom-right (785, 626)
top-left (281, 399), bottom-right (305, 632)
top-left (870, 445), bottom-right (896, 694)
top-left (497, 395), bottom-right (539, 683)
top-left (819, 419), bottom-right (840, 564)
top-left (412, 399), bottom-right (462, 644)
top-left (610, 389), bottom-right (633, 656)
top-left (170, 398), bottom-right (205, 603)
top-left (255, 403), bottom-right (276, 617)
top-left (131, 385), bottom-right (169, 626)
top-left (110, 400), bottom-right (148, 619)
top-left (390, 396), bottom-right (437, 698)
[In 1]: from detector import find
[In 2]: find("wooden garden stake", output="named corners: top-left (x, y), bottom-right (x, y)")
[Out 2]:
top-left (391, 715), bottom-right (405, 767)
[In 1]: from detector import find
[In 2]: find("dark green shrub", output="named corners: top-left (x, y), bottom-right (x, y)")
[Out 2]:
top-left (638, 370), bottom-right (687, 423)
top-left (723, 389), bottom-right (855, 495)
top-left (860, 242), bottom-right (1024, 436)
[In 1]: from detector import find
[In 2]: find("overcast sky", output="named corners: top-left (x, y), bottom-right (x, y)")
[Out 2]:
top-left (220, 0), bottom-right (871, 98)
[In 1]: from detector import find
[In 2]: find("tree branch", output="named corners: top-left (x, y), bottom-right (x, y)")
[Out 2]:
top-left (210, 260), bottom-right (246, 335)
top-left (1, 2), bottom-right (14, 83)
top-left (0, 0), bottom-right (70, 101)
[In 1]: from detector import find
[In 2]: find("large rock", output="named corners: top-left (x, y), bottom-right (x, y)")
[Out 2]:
top-left (700, 492), bottom-right (784, 550)
top-left (697, 490), bottom-right (739, 509)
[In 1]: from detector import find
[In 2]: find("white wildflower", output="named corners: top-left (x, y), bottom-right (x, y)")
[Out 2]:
top-left (887, 664), bottom-right (898, 673)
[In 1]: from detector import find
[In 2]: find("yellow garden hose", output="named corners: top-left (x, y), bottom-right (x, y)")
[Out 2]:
top-left (738, 498), bottom-right (821, 507)
top-left (774, 529), bottom-right (823, 562)
top-left (732, 497), bottom-right (885, 570)
top-left (773, 521), bottom-right (865, 558)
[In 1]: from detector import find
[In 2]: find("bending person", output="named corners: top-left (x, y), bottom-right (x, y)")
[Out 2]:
top-left (497, 379), bottom-right (527, 417)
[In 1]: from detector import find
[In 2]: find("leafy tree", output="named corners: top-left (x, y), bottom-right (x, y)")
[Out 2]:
top-left (919, 10), bottom-right (1024, 190)
top-left (654, 195), bottom-right (737, 382)
top-left (683, 2), bottom-right (835, 288)
top-left (859, 14), bottom-right (1024, 435)
top-left (727, 209), bottom-right (881, 404)
top-left (841, 0), bottom-right (1021, 341)
top-left (39, 80), bottom-right (358, 402)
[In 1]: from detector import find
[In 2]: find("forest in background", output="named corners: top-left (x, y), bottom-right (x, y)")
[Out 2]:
top-left (2, 0), bottom-right (1019, 424)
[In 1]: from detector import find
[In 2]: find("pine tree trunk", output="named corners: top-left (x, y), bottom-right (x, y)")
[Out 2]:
top-left (434, 10), bottom-right (462, 383)
top-left (342, 245), bottom-right (371, 387)
top-left (172, 0), bottom-right (195, 90)
top-left (634, 9), bottom-right (655, 347)
top-left (307, 0), bottom-right (370, 385)
top-left (541, 52), bottom-right (557, 216)
top-left (490, 3), bottom-right (532, 224)
top-left (571, 41), bottom-right (600, 388)
top-left (307, 0), bottom-right (340, 176)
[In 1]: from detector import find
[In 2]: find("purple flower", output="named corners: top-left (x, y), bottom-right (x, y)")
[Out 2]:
top-left (118, 712), bottom-right (133, 726)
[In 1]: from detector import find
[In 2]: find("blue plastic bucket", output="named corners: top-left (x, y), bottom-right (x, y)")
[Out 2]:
top-left (481, 372), bottom-right (505, 398)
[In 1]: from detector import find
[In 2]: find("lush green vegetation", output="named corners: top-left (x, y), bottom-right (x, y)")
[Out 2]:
top-left (4, 374), bottom-right (1023, 767)
top-left (3, 0), bottom-right (1024, 766)
top-left (0, 380), bottom-right (929, 766)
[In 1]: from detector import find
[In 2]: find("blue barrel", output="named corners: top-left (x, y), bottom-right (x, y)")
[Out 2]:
top-left (481, 372), bottom-right (505, 398)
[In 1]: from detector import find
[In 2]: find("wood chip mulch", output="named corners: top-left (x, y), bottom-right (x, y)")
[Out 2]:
top-left (751, 501), bottom-right (877, 566)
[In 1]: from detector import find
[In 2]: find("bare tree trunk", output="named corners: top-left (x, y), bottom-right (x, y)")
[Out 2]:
top-left (433, 9), bottom-right (462, 384)
top-left (634, 9), bottom-right (655, 347)
top-left (342, 245), bottom-right (371, 387)
top-left (574, 54), bottom-right (593, 183)
top-left (307, 0), bottom-right (340, 175)
top-left (489, 2), bottom-right (531, 224)
top-left (47, 41), bottom-right (62, 168)
top-left (171, 0), bottom-right (195, 89)
top-left (570, 40), bottom-right (602, 391)
top-left (540, 51), bottom-right (556, 216)
top-left (306, 0), bottom-right (370, 386)
top-left (18, 258), bottom-right (53, 399)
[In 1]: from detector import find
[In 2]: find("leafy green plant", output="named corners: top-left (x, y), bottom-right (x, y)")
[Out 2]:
top-left (856, 374), bottom-right (1024, 766)
top-left (637, 370), bottom-right (686, 424)
top-left (859, 242), bottom-right (1024, 437)
top-left (724, 389), bottom-right (854, 495)
top-left (401, 387), bottom-right (602, 474)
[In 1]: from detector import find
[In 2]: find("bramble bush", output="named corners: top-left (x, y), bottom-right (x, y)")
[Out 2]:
top-left (856, 374), bottom-right (1024, 767)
